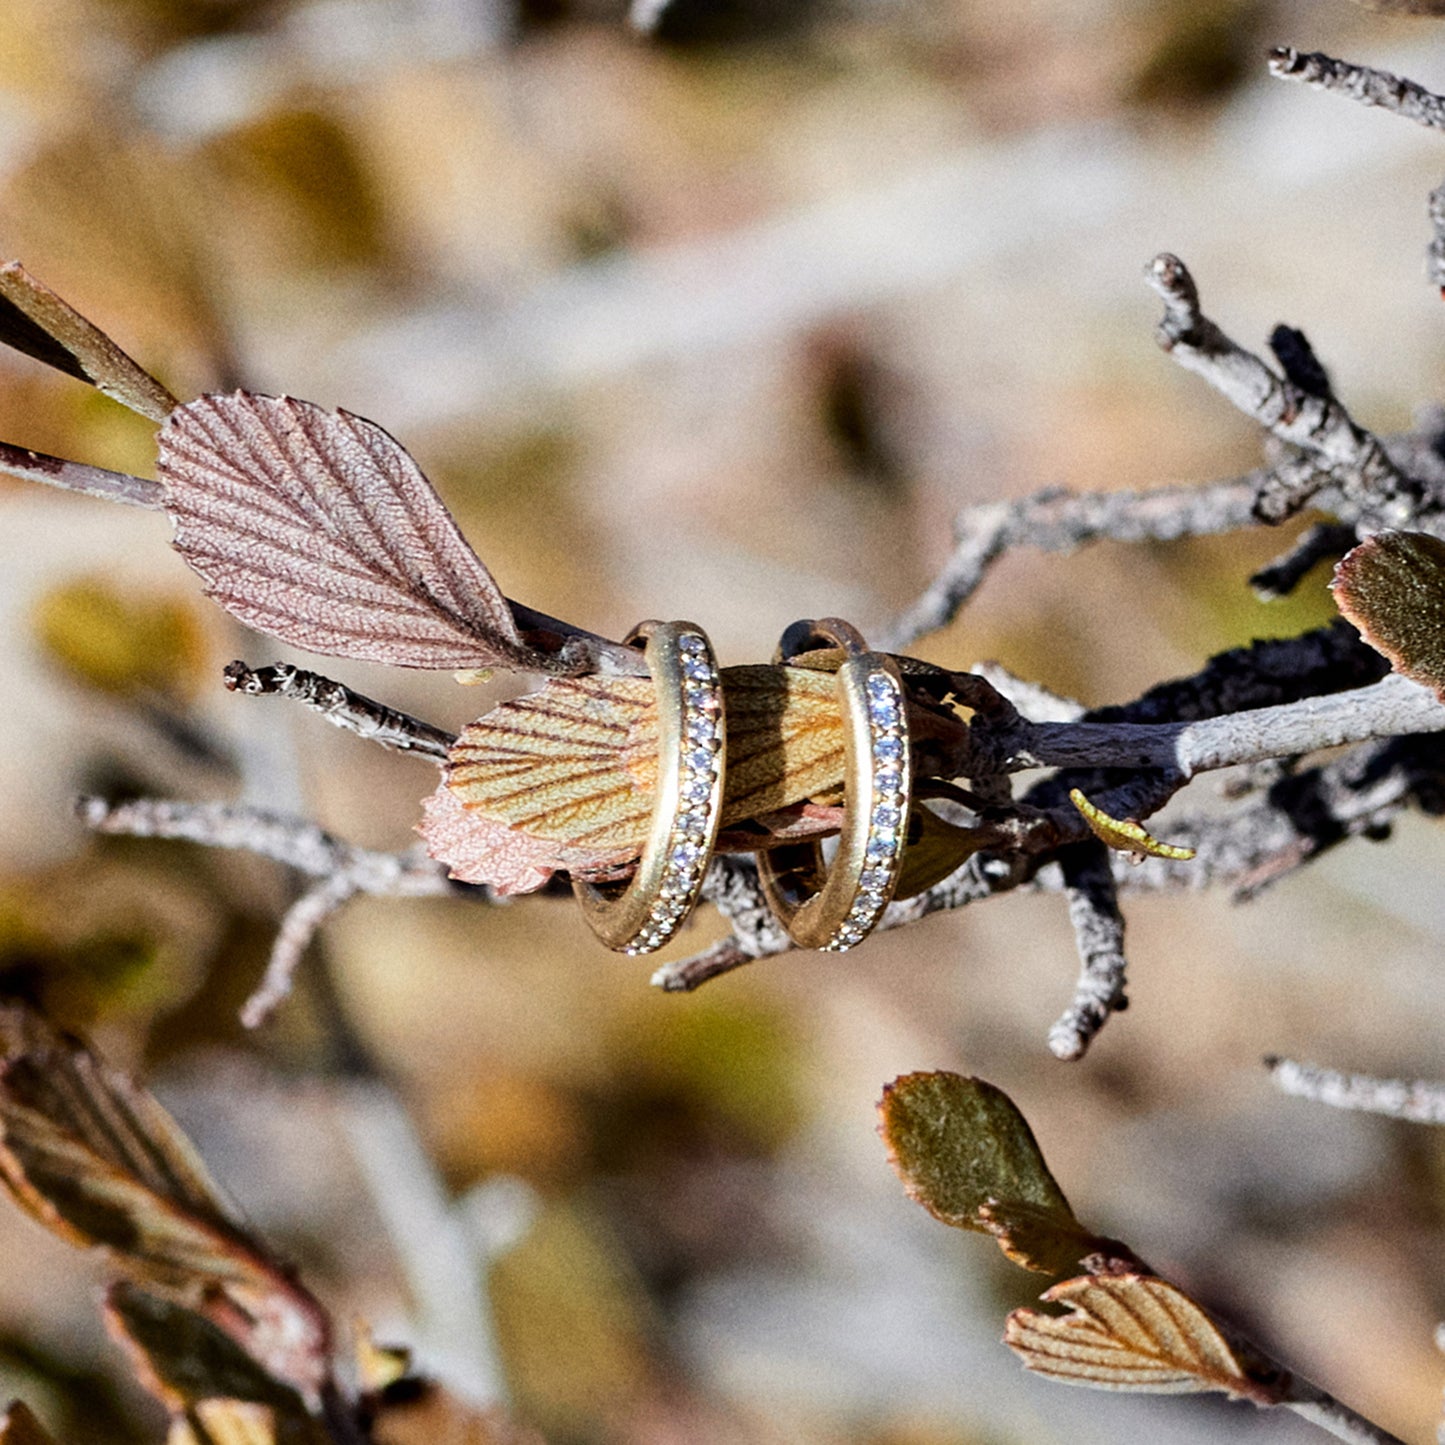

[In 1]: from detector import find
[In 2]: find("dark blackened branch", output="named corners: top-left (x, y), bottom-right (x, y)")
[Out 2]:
top-left (1084, 623), bottom-right (1388, 724)
top-left (1049, 844), bottom-right (1129, 1061)
top-left (0, 441), bottom-right (163, 508)
top-left (223, 662), bottom-right (456, 763)
top-left (1265, 1057), bottom-right (1445, 1124)
top-left (1268, 325), bottom-right (1331, 398)
top-left (1267, 48), bottom-right (1445, 134)
top-left (1250, 522), bottom-right (1359, 599)
top-left (880, 475), bottom-right (1262, 650)
top-left (1148, 253), bottom-right (1421, 524)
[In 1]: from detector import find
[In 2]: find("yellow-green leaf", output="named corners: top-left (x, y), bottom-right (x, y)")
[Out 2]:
top-left (1005, 1275), bottom-right (1271, 1400)
top-left (878, 1072), bottom-right (1092, 1274)
top-left (1069, 790), bottom-right (1195, 861)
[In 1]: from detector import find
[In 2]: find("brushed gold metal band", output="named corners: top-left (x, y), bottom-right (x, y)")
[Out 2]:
top-left (573, 620), bottom-right (726, 954)
top-left (757, 618), bottom-right (911, 952)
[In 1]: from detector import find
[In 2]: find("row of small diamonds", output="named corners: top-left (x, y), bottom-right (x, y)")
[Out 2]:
top-left (824, 669), bottom-right (907, 952)
top-left (625, 631), bottom-right (723, 955)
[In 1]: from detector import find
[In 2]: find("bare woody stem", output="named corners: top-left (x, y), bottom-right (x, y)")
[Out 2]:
top-left (223, 662), bottom-right (456, 763)
top-left (982, 672), bottom-right (1445, 778)
top-left (879, 475), bottom-right (1262, 651)
top-left (1265, 1057), bottom-right (1445, 1124)
top-left (1147, 253), bottom-right (1421, 523)
top-left (1282, 1382), bottom-right (1411, 1445)
top-left (1268, 48), bottom-right (1445, 133)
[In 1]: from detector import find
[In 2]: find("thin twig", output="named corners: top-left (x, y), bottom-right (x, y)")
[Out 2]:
top-left (224, 662), bottom-right (456, 763)
top-left (1265, 1057), bottom-right (1445, 1124)
top-left (0, 441), bottom-right (163, 507)
top-left (1049, 844), bottom-right (1130, 1061)
top-left (1282, 1379), bottom-right (1412, 1445)
top-left (1268, 48), bottom-right (1445, 134)
top-left (971, 663), bottom-right (1086, 723)
top-left (880, 475), bottom-right (1263, 650)
top-left (240, 874), bottom-right (362, 1029)
top-left (76, 796), bottom-right (464, 897)
top-left (1251, 522), bottom-right (1359, 600)
top-left (1147, 253), bottom-right (1422, 524)
top-left (978, 672), bottom-right (1445, 778)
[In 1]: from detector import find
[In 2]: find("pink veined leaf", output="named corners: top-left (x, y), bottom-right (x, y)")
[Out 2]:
top-left (156, 393), bottom-right (555, 673)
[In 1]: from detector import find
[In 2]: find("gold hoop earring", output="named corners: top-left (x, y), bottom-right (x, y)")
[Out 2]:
top-left (573, 621), bottom-right (726, 955)
top-left (756, 619), bottom-right (911, 952)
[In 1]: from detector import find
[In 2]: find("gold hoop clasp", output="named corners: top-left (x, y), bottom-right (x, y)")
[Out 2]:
top-left (573, 620), bottom-right (726, 955)
top-left (756, 618), bottom-right (911, 951)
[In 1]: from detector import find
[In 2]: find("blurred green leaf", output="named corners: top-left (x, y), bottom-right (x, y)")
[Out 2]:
top-left (32, 576), bottom-right (205, 702)
top-left (1332, 530), bottom-right (1445, 700)
top-left (878, 1072), bottom-right (1094, 1275)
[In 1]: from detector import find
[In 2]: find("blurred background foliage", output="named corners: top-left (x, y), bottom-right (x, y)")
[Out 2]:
top-left (0, 0), bottom-right (1442, 1441)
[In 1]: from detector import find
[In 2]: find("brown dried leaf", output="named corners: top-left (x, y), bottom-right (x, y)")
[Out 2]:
top-left (878, 1072), bottom-right (1094, 1275)
top-left (106, 1285), bottom-right (330, 1445)
top-left (169, 1400), bottom-right (277, 1445)
top-left (440, 664), bottom-right (844, 866)
top-left (1332, 530), bottom-right (1445, 700)
top-left (0, 1006), bottom-right (330, 1404)
top-left (370, 1381), bottom-right (547, 1445)
top-left (1005, 1275), bottom-right (1268, 1400)
top-left (0, 1402), bottom-right (60, 1445)
top-left (0, 262), bottom-right (177, 422)
top-left (157, 393), bottom-right (553, 673)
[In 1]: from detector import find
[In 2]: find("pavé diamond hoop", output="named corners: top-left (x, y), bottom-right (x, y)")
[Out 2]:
top-left (573, 620), bottom-right (726, 955)
top-left (756, 618), bottom-right (911, 952)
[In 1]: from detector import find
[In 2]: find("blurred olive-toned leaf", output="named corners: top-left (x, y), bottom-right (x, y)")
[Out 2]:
top-left (878, 1072), bottom-right (1094, 1276)
top-left (1332, 530), bottom-right (1445, 700)
top-left (489, 1199), bottom-right (654, 1442)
